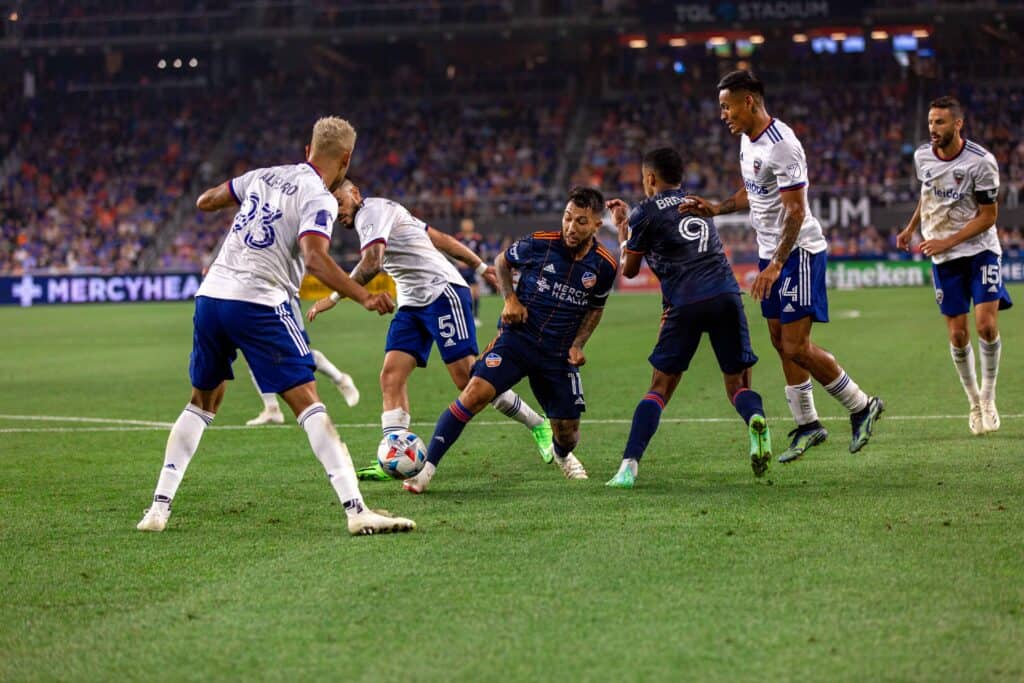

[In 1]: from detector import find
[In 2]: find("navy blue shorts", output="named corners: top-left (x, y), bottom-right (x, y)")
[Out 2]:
top-left (190, 296), bottom-right (315, 394)
top-left (458, 267), bottom-right (478, 286)
top-left (385, 284), bottom-right (478, 367)
top-left (472, 332), bottom-right (584, 420)
top-left (759, 248), bottom-right (829, 323)
top-left (650, 293), bottom-right (758, 375)
top-left (932, 250), bottom-right (1013, 317)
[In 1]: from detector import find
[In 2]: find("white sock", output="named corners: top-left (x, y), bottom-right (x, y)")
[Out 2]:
top-left (298, 403), bottom-right (364, 515)
top-left (312, 348), bottom-right (344, 384)
top-left (249, 368), bottom-right (279, 411)
top-left (823, 369), bottom-right (869, 413)
top-left (950, 343), bottom-right (981, 406)
top-left (978, 336), bottom-right (1001, 402)
top-left (490, 390), bottom-right (544, 429)
top-left (152, 405), bottom-right (214, 512)
top-left (784, 381), bottom-right (819, 426)
top-left (618, 458), bottom-right (639, 477)
top-left (381, 407), bottom-right (411, 436)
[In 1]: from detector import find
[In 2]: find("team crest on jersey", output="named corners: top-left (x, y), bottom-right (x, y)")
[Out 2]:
top-left (536, 277), bottom-right (551, 293)
top-left (485, 353), bottom-right (502, 368)
top-left (753, 158), bottom-right (763, 174)
top-left (953, 169), bottom-right (965, 185)
top-left (581, 271), bottom-right (597, 289)
top-left (786, 163), bottom-right (803, 180)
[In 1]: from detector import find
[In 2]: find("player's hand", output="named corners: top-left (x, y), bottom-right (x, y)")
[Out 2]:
top-left (681, 195), bottom-right (716, 217)
top-left (605, 199), bottom-right (630, 226)
top-left (750, 261), bottom-right (782, 301)
top-left (501, 296), bottom-right (528, 326)
top-left (896, 228), bottom-right (915, 252)
top-left (307, 296), bottom-right (337, 322)
top-left (920, 238), bottom-right (953, 258)
top-left (363, 292), bottom-right (395, 316)
top-left (568, 346), bottom-right (586, 367)
top-left (482, 265), bottom-right (498, 289)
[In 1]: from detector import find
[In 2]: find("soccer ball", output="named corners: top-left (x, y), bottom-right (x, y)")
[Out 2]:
top-left (376, 431), bottom-right (427, 479)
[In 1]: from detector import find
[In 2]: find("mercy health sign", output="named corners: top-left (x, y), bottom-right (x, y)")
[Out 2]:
top-left (2, 272), bottom-right (202, 307)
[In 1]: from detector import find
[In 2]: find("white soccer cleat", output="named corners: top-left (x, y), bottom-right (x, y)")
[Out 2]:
top-left (347, 509), bottom-right (416, 535)
top-left (246, 408), bottom-right (285, 426)
top-left (335, 373), bottom-right (360, 408)
top-left (554, 452), bottom-right (588, 480)
top-left (980, 400), bottom-right (1000, 433)
top-left (136, 507), bottom-right (169, 532)
top-left (969, 405), bottom-right (985, 435)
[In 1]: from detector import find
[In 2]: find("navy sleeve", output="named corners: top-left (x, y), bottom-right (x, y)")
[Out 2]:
top-left (504, 236), bottom-right (534, 268)
top-left (624, 206), bottom-right (651, 254)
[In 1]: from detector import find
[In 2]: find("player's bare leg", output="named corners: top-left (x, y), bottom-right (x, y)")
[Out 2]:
top-left (403, 376), bottom-right (498, 493)
top-left (608, 368), bottom-right (681, 488)
top-left (447, 355), bottom-right (554, 463)
top-left (945, 312), bottom-right (984, 434)
top-left (280, 381), bottom-right (414, 535)
top-left (138, 384), bottom-right (225, 531)
top-left (551, 418), bottom-right (588, 480)
top-left (724, 368), bottom-right (772, 478)
top-left (356, 351), bottom-right (419, 481)
top-left (974, 301), bottom-right (1002, 432)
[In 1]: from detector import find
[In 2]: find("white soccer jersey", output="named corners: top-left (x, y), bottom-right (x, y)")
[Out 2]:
top-left (197, 162), bottom-right (338, 307)
top-left (354, 197), bottom-right (467, 308)
top-left (914, 139), bottom-right (1001, 264)
top-left (739, 118), bottom-right (827, 260)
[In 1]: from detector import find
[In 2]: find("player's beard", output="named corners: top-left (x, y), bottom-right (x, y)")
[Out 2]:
top-left (934, 131), bottom-right (954, 149)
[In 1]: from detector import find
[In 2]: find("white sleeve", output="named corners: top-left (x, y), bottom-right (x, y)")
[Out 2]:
top-left (355, 201), bottom-right (396, 251)
top-left (768, 139), bottom-right (807, 192)
top-left (298, 191), bottom-right (337, 241)
top-left (913, 152), bottom-right (923, 183)
top-left (229, 169), bottom-right (259, 204)
top-left (975, 153), bottom-right (1000, 192)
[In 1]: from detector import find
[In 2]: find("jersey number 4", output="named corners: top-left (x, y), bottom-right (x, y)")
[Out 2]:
top-left (233, 193), bottom-right (283, 250)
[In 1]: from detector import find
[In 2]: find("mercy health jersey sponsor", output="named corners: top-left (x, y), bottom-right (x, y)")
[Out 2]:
top-left (2, 272), bottom-right (201, 307)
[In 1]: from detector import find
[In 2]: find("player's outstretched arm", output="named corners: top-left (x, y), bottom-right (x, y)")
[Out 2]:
top-left (681, 187), bottom-right (749, 217)
top-left (299, 234), bottom-right (394, 316)
top-left (196, 181), bottom-right (239, 212)
top-left (897, 197), bottom-right (923, 252)
top-left (427, 227), bottom-right (496, 286)
top-left (495, 252), bottom-right (527, 325)
top-left (568, 308), bottom-right (605, 367)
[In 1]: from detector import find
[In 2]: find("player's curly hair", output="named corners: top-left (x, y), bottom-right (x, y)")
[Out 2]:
top-left (311, 116), bottom-right (357, 158)
top-left (567, 186), bottom-right (605, 213)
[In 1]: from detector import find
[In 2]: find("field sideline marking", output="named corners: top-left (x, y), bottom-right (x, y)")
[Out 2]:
top-left (0, 413), bottom-right (1021, 434)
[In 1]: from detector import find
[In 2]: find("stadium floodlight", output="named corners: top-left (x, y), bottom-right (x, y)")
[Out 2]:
top-left (871, 30), bottom-right (889, 40)
top-left (749, 35), bottom-right (765, 44)
top-left (912, 29), bottom-right (929, 38)
top-left (792, 33), bottom-right (808, 43)
top-left (157, 59), bottom-right (167, 69)
top-left (172, 58), bottom-right (182, 68)
top-left (831, 32), bottom-right (847, 41)
top-left (668, 38), bottom-right (687, 47)
top-left (189, 58), bottom-right (198, 68)
top-left (8, 11), bottom-right (18, 21)
top-left (628, 38), bottom-right (648, 48)
top-left (708, 36), bottom-right (727, 46)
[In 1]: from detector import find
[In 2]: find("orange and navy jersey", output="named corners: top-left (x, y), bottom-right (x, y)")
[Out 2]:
top-left (626, 188), bottom-right (738, 308)
top-left (501, 231), bottom-right (617, 356)
top-left (455, 231), bottom-right (484, 255)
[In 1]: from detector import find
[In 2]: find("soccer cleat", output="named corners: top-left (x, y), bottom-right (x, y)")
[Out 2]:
top-left (980, 400), bottom-right (1000, 433)
top-left (849, 396), bottom-right (885, 453)
top-left (554, 452), bottom-right (588, 480)
top-left (969, 405), bottom-right (985, 435)
top-left (778, 424), bottom-right (829, 464)
top-left (356, 462), bottom-right (392, 481)
top-left (334, 373), bottom-right (360, 408)
top-left (531, 419), bottom-right (554, 464)
top-left (136, 507), bottom-right (169, 532)
top-left (347, 509), bottom-right (416, 535)
top-left (605, 468), bottom-right (635, 489)
top-left (748, 414), bottom-right (772, 477)
top-left (246, 408), bottom-right (285, 426)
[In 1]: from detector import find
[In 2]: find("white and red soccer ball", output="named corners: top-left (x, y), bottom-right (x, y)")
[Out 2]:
top-left (376, 431), bottom-right (428, 479)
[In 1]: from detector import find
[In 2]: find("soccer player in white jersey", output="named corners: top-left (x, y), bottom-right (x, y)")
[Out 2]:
top-left (136, 117), bottom-right (415, 536)
top-left (683, 70), bottom-right (884, 461)
top-left (307, 181), bottom-right (555, 480)
top-left (897, 96), bottom-right (1012, 434)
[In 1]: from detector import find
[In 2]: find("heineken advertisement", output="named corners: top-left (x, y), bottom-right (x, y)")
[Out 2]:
top-left (826, 261), bottom-right (932, 289)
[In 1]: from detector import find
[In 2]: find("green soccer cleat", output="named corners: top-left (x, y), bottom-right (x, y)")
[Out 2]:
top-left (849, 396), bottom-right (885, 453)
top-left (605, 468), bottom-right (635, 489)
top-left (748, 414), bottom-right (772, 478)
top-left (532, 419), bottom-right (554, 464)
top-left (778, 424), bottom-right (829, 464)
top-left (356, 462), bottom-right (392, 481)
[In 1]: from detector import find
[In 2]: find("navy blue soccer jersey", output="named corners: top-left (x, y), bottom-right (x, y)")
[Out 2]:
top-left (624, 189), bottom-right (739, 308)
top-left (502, 231), bottom-right (618, 356)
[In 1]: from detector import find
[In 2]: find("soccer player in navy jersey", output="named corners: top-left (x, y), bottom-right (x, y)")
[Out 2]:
top-left (605, 147), bottom-right (771, 488)
top-left (455, 217), bottom-right (486, 325)
top-left (402, 187), bottom-right (619, 493)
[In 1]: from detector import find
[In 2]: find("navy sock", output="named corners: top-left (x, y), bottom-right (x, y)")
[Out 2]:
top-left (623, 392), bottom-right (665, 461)
top-left (732, 388), bottom-right (765, 424)
top-left (553, 439), bottom-right (573, 459)
top-left (426, 400), bottom-right (474, 466)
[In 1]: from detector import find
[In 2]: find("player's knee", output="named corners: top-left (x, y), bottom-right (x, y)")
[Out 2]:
top-left (780, 338), bottom-right (809, 364)
top-left (379, 364), bottom-right (405, 392)
top-left (976, 321), bottom-right (998, 342)
top-left (458, 378), bottom-right (495, 414)
top-left (948, 327), bottom-right (970, 348)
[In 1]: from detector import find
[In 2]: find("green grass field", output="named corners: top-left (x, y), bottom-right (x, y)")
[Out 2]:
top-left (2, 287), bottom-right (1022, 682)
